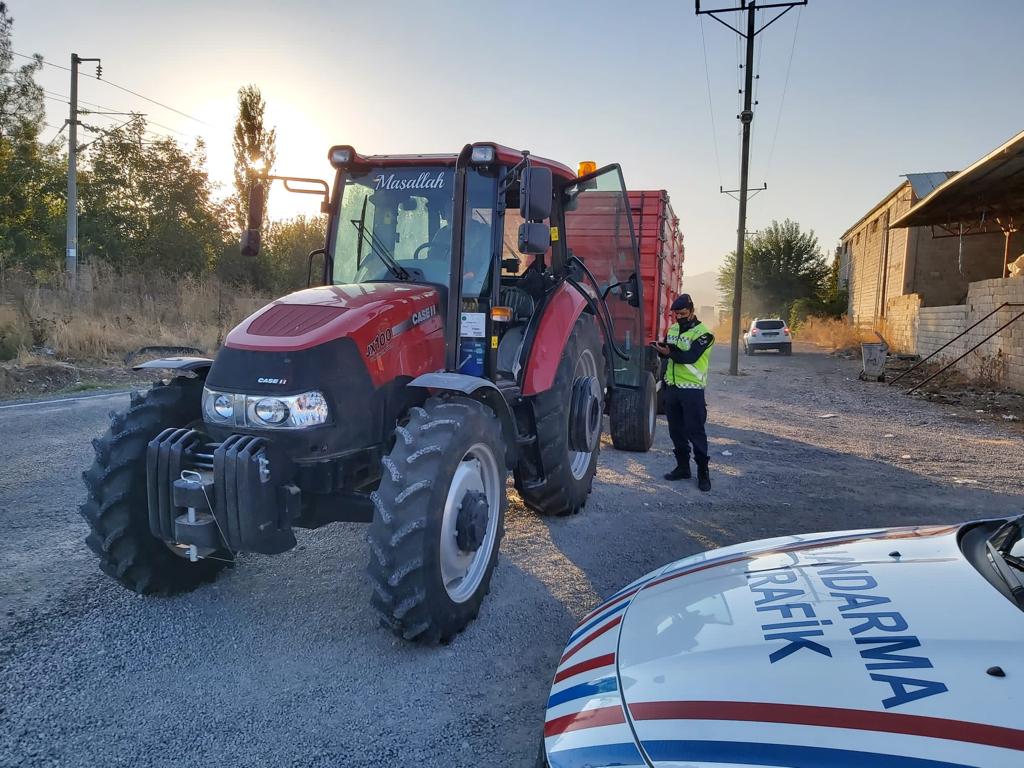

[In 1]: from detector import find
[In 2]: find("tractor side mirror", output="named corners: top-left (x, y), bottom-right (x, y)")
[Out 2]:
top-left (240, 183), bottom-right (266, 256)
top-left (520, 167), bottom-right (552, 221)
top-left (518, 222), bottom-right (550, 255)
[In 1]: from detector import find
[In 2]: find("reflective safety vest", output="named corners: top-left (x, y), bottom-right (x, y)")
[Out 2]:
top-left (665, 321), bottom-right (714, 389)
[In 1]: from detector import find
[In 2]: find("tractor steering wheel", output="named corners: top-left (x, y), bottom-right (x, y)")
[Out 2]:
top-left (413, 241), bottom-right (439, 260)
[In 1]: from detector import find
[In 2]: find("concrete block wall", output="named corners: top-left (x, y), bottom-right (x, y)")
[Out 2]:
top-left (956, 278), bottom-right (1024, 390)
top-left (888, 278), bottom-right (1024, 391)
top-left (917, 306), bottom-right (970, 357)
top-left (883, 294), bottom-right (921, 354)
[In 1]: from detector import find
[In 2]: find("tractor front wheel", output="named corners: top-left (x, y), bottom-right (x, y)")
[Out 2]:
top-left (79, 377), bottom-right (228, 594)
top-left (368, 396), bottom-right (507, 643)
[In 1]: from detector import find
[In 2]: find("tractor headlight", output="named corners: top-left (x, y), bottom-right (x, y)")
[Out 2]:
top-left (203, 387), bottom-right (236, 423)
top-left (203, 388), bottom-right (329, 429)
top-left (213, 394), bottom-right (234, 419)
top-left (253, 398), bottom-right (289, 425)
top-left (287, 391), bottom-right (329, 427)
top-left (245, 391), bottom-right (329, 429)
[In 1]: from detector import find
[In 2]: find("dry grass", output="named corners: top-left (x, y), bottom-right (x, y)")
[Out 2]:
top-left (1, 265), bottom-right (270, 363)
top-left (796, 315), bottom-right (876, 352)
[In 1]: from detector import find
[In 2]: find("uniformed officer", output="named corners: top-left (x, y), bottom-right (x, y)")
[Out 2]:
top-left (653, 294), bottom-right (715, 492)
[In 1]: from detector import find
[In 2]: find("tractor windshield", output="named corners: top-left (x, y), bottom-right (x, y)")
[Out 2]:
top-left (330, 166), bottom-right (497, 297)
top-left (331, 166), bottom-right (454, 286)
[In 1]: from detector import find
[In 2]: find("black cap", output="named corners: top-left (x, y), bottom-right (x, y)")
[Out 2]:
top-left (671, 294), bottom-right (694, 311)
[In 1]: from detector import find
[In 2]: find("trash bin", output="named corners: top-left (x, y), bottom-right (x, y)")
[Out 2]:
top-left (860, 342), bottom-right (887, 381)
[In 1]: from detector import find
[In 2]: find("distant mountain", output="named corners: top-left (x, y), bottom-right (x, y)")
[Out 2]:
top-left (680, 270), bottom-right (721, 310)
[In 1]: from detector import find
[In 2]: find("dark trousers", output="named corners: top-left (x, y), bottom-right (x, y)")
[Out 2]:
top-left (663, 386), bottom-right (709, 467)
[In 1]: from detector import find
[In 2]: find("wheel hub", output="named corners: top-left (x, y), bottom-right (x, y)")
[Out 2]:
top-left (455, 489), bottom-right (489, 553)
top-left (568, 375), bottom-right (602, 453)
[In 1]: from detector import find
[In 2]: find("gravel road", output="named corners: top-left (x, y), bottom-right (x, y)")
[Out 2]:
top-left (2, 344), bottom-right (1021, 767)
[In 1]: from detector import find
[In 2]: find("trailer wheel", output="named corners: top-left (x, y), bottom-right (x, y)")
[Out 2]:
top-left (79, 377), bottom-right (227, 594)
top-left (609, 371), bottom-right (657, 452)
top-left (368, 396), bottom-right (507, 643)
top-left (515, 314), bottom-right (606, 516)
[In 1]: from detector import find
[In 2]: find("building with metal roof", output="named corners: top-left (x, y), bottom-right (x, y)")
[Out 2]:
top-left (891, 128), bottom-right (1024, 277)
top-left (839, 171), bottom-right (1007, 328)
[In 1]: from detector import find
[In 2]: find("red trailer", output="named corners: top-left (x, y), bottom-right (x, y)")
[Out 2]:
top-left (628, 190), bottom-right (684, 345)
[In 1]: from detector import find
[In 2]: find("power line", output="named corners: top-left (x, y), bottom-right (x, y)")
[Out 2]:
top-left (13, 50), bottom-right (216, 129)
top-left (43, 86), bottom-right (196, 140)
top-left (698, 17), bottom-right (724, 187)
top-left (765, 5), bottom-right (802, 180)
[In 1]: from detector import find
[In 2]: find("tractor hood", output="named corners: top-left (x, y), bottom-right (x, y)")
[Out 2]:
top-left (224, 282), bottom-right (443, 354)
top-left (543, 524), bottom-right (1024, 768)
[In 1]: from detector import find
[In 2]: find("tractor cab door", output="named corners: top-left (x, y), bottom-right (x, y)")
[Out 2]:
top-left (562, 165), bottom-right (645, 389)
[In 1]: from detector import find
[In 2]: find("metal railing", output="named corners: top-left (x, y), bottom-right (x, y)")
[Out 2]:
top-left (887, 301), bottom-right (1024, 393)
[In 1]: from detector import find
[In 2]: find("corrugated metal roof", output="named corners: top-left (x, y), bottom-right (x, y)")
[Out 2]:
top-left (891, 129), bottom-right (1024, 228)
top-left (903, 171), bottom-right (956, 199)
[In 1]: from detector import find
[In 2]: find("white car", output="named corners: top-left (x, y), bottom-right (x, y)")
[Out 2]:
top-left (540, 519), bottom-right (1024, 768)
top-left (744, 318), bottom-right (792, 354)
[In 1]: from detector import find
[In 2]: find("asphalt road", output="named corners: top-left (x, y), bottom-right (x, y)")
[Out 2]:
top-left (2, 345), bottom-right (1022, 767)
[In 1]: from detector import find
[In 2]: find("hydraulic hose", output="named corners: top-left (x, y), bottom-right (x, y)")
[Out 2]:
top-left (564, 259), bottom-right (631, 362)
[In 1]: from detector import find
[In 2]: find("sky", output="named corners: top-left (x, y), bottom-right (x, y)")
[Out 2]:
top-left (12, 0), bottom-right (1024, 277)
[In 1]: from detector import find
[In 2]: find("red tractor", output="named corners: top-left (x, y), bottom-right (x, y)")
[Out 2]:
top-left (80, 143), bottom-right (659, 642)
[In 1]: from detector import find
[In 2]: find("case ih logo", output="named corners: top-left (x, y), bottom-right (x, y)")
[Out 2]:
top-left (373, 171), bottom-right (446, 191)
top-left (257, 377), bottom-right (288, 385)
top-left (412, 305), bottom-right (437, 326)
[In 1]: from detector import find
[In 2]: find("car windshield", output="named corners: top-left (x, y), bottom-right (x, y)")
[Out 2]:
top-left (755, 320), bottom-right (785, 330)
top-left (986, 516), bottom-right (1024, 601)
top-left (330, 166), bottom-right (496, 297)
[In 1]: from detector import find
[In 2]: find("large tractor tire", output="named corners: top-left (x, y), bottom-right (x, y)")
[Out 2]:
top-left (515, 314), bottom-right (606, 517)
top-left (609, 371), bottom-right (657, 452)
top-left (368, 396), bottom-right (507, 643)
top-left (80, 377), bottom-right (228, 594)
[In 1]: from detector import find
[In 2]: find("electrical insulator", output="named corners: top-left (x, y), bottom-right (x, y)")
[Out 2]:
top-left (96, 63), bottom-right (102, 79)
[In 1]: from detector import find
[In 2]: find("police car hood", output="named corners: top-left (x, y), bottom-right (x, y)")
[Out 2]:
top-left (544, 524), bottom-right (1024, 768)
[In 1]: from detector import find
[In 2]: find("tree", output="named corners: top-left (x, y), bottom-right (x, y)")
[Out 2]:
top-left (0, 3), bottom-right (43, 141)
top-left (717, 219), bottom-right (829, 318)
top-left (262, 215), bottom-right (327, 295)
top-left (231, 85), bottom-right (276, 231)
top-left (79, 119), bottom-right (232, 276)
top-left (0, 2), bottom-right (64, 276)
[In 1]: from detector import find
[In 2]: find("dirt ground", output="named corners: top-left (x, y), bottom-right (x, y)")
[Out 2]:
top-left (1, 342), bottom-right (1021, 767)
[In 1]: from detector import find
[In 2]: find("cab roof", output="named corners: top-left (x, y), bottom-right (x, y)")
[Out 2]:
top-left (338, 143), bottom-right (577, 182)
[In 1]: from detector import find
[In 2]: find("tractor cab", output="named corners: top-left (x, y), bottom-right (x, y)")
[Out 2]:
top-left (304, 143), bottom-right (649, 393)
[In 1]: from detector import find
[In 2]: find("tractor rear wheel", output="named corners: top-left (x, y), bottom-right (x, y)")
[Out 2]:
top-left (609, 371), bottom-right (657, 452)
top-left (515, 314), bottom-right (606, 516)
top-left (368, 396), bottom-right (507, 643)
top-left (79, 377), bottom-right (228, 594)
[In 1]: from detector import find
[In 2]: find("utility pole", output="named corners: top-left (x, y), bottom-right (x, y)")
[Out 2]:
top-left (696, 1), bottom-right (806, 375)
top-left (66, 53), bottom-right (101, 289)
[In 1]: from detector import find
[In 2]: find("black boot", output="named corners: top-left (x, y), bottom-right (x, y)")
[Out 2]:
top-left (664, 461), bottom-right (691, 481)
top-left (697, 464), bottom-right (711, 492)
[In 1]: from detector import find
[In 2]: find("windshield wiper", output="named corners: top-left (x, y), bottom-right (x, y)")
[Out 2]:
top-left (350, 218), bottom-right (409, 281)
